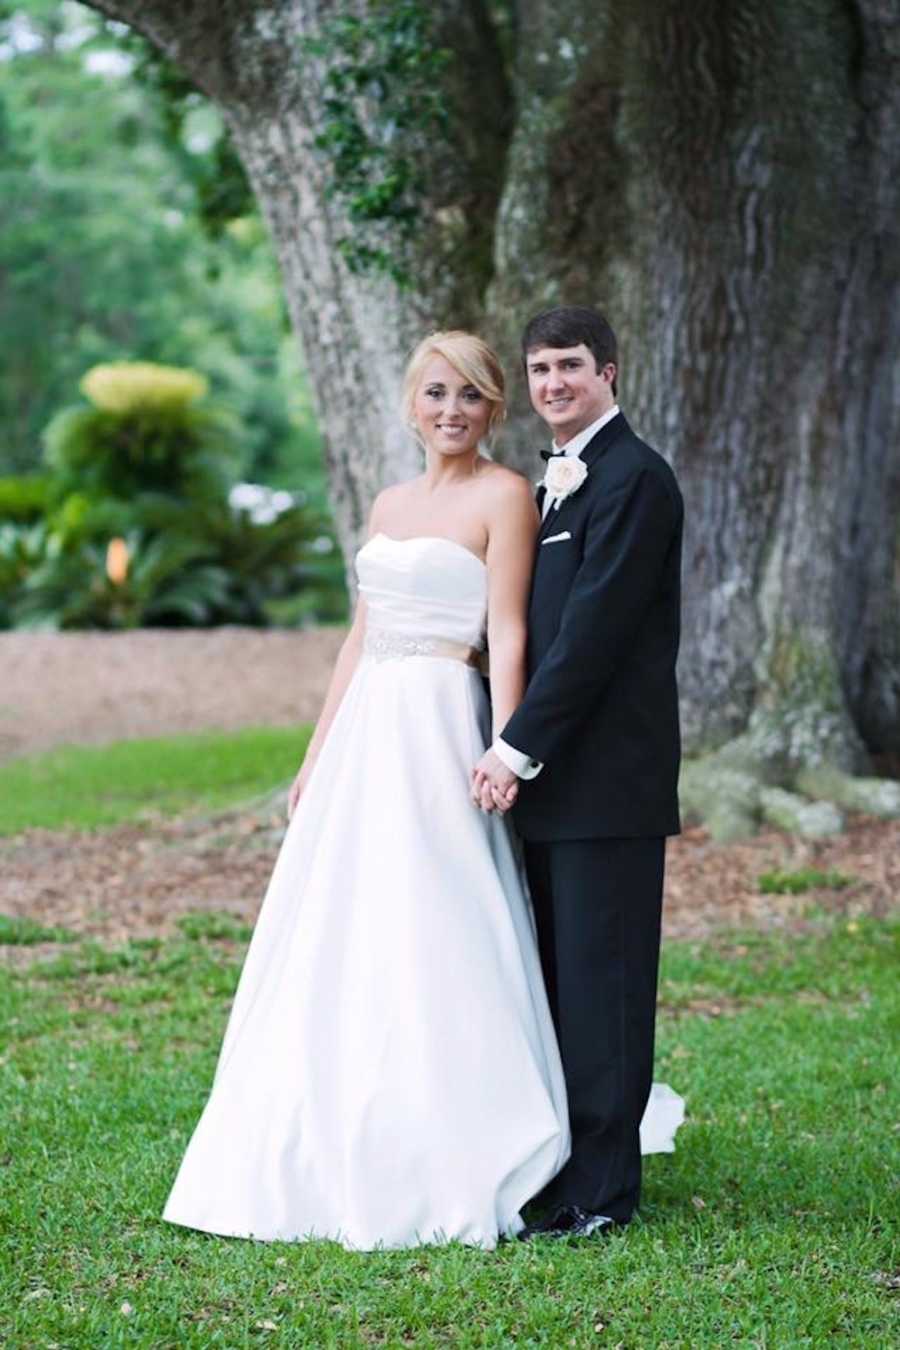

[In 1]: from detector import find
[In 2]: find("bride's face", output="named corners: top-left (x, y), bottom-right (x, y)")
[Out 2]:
top-left (412, 355), bottom-right (492, 457)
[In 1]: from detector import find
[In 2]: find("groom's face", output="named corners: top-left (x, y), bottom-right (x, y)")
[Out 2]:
top-left (526, 344), bottom-right (617, 445)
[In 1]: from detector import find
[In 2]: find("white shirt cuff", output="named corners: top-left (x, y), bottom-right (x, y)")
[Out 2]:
top-left (493, 737), bottom-right (543, 780)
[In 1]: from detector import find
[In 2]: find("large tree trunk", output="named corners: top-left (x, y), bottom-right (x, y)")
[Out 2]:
top-left (88, 0), bottom-right (512, 558)
top-left (86, 0), bottom-right (900, 787)
top-left (486, 0), bottom-right (900, 770)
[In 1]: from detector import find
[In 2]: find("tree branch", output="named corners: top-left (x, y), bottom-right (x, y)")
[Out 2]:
top-left (85, 0), bottom-right (298, 105)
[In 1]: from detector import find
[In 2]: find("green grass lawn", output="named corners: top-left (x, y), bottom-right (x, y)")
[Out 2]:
top-left (1, 917), bottom-right (897, 1347)
top-left (0, 727), bottom-right (311, 835)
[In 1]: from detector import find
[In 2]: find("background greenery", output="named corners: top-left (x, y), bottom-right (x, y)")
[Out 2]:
top-left (0, 1), bottom-right (348, 627)
top-left (0, 0), bottom-right (317, 491)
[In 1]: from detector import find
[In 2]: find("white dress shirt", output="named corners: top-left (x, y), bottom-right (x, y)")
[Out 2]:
top-left (493, 405), bottom-right (620, 780)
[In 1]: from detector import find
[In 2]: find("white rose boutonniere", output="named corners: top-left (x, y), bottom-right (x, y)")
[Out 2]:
top-left (541, 455), bottom-right (588, 510)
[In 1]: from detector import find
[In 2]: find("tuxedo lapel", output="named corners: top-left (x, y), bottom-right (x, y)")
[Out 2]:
top-left (536, 471), bottom-right (567, 543)
top-left (579, 411), bottom-right (628, 469)
top-left (537, 490), bottom-right (570, 541)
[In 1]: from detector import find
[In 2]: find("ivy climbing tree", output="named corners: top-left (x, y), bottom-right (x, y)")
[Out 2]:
top-left (82, 0), bottom-right (900, 834)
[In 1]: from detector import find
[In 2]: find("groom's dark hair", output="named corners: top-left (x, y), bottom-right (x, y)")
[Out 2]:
top-left (522, 306), bottom-right (618, 396)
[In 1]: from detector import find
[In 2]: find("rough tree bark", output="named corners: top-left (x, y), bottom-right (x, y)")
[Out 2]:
top-left (85, 0), bottom-right (900, 834)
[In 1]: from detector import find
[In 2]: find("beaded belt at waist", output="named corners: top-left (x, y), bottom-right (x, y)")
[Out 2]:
top-left (364, 626), bottom-right (483, 668)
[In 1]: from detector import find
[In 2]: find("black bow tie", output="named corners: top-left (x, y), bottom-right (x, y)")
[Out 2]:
top-left (540, 448), bottom-right (566, 461)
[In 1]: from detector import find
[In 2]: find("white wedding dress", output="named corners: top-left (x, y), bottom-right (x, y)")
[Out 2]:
top-left (163, 534), bottom-right (683, 1250)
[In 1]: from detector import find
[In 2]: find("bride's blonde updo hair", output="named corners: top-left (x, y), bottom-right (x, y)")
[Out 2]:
top-left (402, 330), bottom-right (507, 441)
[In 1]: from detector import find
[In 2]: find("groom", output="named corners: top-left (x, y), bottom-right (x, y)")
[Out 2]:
top-left (473, 305), bottom-right (683, 1239)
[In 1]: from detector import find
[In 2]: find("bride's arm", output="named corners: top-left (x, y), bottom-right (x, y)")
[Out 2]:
top-left (484, 475), bottom-right (540, 738)
top-left (287, 493), bottom-right (391, 816)
top-left (287, 595), bottom-right (368, 817)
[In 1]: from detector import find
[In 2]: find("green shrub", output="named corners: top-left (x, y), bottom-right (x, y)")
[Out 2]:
top-left (4, 361), bottom-right (347, 629)
top-left (44, 402), bottom-right (239, 506)
top-left (10, 500), bottom-right (344, 630)
top-left (12, 531), bottom-right (230, 630)
top-left (164, 497), bottom-right (345, 626)
top-left (0, 521), bottom-right (49, 629)
top-left (42, 359), bottom-right (241, 509)
top-left (0, 475), bottom-right (51, 524)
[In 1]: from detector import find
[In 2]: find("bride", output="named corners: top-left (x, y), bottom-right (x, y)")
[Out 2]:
top-left (162, 332), bottom-right (680, 1251)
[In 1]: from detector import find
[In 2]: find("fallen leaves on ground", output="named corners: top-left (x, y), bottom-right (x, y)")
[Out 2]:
top-left (0, 803), bottom-right (896, 950)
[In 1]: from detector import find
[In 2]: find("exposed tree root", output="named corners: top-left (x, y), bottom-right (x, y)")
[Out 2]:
top-left (680, 709), bottom-right (900, 842)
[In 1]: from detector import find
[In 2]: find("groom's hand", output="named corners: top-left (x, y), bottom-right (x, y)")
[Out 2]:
top-left (471, 749), bottom-right (519, 814)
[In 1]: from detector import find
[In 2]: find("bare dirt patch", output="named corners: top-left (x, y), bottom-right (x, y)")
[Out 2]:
top-left (1, 801), bottom-right (896, 954)
top-left (0, 627), bottom-right (346, 762)
top-left (662, 816), bottom-right (898, 939)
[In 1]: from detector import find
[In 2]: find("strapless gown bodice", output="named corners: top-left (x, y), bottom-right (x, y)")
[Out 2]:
top-left (357, 533), bottom-right (488, 648)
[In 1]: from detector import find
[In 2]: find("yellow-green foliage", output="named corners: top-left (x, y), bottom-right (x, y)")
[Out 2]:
top-left (81, 362), bottom-right (209, 413)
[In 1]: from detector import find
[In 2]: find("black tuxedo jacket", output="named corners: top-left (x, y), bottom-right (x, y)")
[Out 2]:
top-left (503, 412), bottom-right (683, 842)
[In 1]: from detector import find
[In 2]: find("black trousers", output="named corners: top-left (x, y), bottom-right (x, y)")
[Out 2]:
top-left (524, 836), bottom-right (665, 1223)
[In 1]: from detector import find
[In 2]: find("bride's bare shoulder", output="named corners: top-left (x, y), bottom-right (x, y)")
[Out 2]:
top-left (478, 462), bottom-right (538, 520)
top-left (370, 480), bottom-right (419, 532)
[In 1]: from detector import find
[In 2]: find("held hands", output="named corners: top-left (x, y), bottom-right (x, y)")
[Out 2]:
top-left (471, 748), bottom-right (519, 815)
top-left (291, 749), bottom-right (517, 821)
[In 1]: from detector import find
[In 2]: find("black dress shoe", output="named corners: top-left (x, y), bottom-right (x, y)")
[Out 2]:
top-left (518, 1205), bottom-right (620, 1241)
